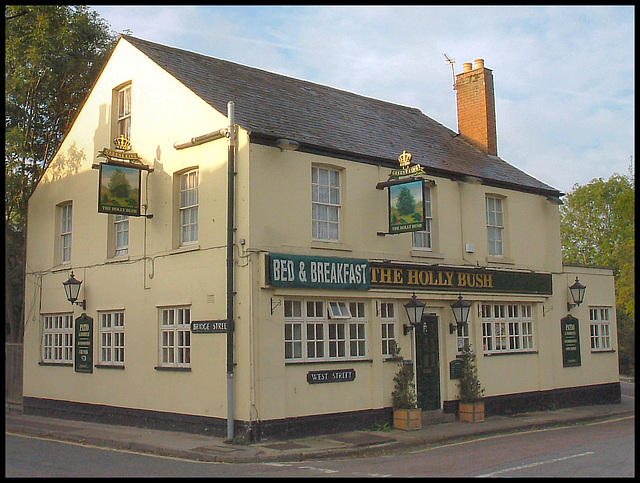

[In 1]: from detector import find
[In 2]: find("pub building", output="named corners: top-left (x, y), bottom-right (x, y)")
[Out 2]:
top-left (22, 36), bottom-right (620, 441)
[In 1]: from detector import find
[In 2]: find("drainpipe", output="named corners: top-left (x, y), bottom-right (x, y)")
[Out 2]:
top-left (226, 101), bottom-right (236, 441)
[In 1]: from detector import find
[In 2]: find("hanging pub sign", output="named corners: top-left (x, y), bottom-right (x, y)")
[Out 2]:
top-left (95, 136), bottom-right (151, 217)
top-left (376, 151), bottom-right (432, 235)
top-left (98, 163), bottom-right (142, 216)
top-left (388, 179), bottom-right (426, 234)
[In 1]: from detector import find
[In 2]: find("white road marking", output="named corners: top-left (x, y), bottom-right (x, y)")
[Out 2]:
top-left (476, 451), bottom-right (594, 477)
top-left (408, 415), bottom-right (634, 454)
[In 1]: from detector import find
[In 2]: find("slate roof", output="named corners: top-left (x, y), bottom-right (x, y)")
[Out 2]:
top-left (123, 35), bottom-right (561, 196)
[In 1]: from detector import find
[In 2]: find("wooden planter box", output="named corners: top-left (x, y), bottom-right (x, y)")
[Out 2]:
top-left (393, 408), bottom-right (423, 430)
top-left (458, 401), bottom-right (485, 422)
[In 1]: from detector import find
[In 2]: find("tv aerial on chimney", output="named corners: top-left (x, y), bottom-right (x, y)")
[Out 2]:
top-left (443, 53), bottom-right (456, 90)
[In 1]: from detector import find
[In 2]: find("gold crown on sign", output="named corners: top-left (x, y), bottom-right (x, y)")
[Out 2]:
top-left (398, 150), bottom-right (412, 168)
top-left (114, 135), bottom-right (131, 151)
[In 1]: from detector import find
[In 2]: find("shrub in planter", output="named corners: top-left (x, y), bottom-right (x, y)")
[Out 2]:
top-left (390, 346), bottom-right (422, 430)
top-left (457, 343), bottom-right (485, 422)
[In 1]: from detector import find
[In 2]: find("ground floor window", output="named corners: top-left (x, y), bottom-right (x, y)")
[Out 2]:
top-left (589, 307), bottom-right (612, 351)
top-left (379, 302), bottom-right (397, 358)
top-left (481, 303), bottom-right (534, 354)
top-left (159, 306), bottom-right (191, 367)
top-left (284, 299), bottom-right (368, 362)
top-left (42, 313), bottom-right (73, 363)
top-left (99, 310), bottom-right (125, 365)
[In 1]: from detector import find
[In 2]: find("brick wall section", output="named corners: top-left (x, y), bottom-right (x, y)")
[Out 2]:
top-left (455, 61), bottom-right (498, 156)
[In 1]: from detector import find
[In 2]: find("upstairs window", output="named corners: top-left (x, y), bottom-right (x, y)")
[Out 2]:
top-left (180, 169), bottom-right (199, 245)
top-left (312, 166), bottom-right (341, 241)
top-left (412, 186), bottom-right (433, 249)
top-left (486, 196), bottom-right (504, 256)
top-left (117, 85), bottom-right (131, 141)
top-left (114, 215), bottom-right (129, 256)
top-left (60, 203), bottom-right (73, 264)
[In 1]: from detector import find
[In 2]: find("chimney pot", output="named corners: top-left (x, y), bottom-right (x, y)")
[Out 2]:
top-left (474, 58), bottom-right (485, 70)
top-left (463, 62), bottom-right (473, 72)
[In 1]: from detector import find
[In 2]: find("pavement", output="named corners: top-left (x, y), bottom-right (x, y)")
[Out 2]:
top-left (5, 379), bottom-right (634, 464)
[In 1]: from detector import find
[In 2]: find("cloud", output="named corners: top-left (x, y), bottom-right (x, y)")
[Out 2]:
top-left (92, 5), bottom-right (634, 193)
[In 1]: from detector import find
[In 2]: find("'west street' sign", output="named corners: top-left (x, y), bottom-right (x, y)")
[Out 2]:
top-left (307, 368), bottom-right (356, 384)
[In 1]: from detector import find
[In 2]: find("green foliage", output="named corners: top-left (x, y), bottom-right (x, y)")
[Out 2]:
top-left (396, 186), bottom-right (416, 215)
top-left (457, 344), bottom-right (485, 403)
top-left (390, 346), bottom-right (418, 409)
top-left (560, 167), bottom-right (635, 375)
top-left (5, 5), bottom-right (117, 229)
top-left (5, 6), bottom-right (117, 341)
top-left (107, 169), bottom-right (131, 198)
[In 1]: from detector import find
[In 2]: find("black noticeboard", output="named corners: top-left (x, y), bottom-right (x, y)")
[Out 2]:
top-left (450, 359), bottom-right (463, 380)
top-left (561, 314), bottom-right (582, 367)
top-left (74, 314), bottom-right (93, 373)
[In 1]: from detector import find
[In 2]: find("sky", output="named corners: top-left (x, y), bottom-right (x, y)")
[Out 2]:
top-left (91, 5), bottom-right (634, 195)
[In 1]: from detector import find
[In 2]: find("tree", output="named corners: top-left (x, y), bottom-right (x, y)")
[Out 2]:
top-left (5, 5), bottom-right (117, 341)
top-left (108, 169), bottom-right (131, 199)
top-left (560, 164), bottom-right (635, 375)
top-left (396, 186), bottom-right (416, 216)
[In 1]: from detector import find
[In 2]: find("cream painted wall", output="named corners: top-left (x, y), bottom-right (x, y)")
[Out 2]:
top-left (24, 38), bottom-right (247, 419)
top-left (24, 36), bottom-right (619, 426)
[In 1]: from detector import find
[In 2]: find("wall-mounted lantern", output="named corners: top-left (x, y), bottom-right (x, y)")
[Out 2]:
top-left (403, 293), bottom-right (426, 335)
top-left (63, 271), bottom-right (86, 310)
top-left (567, 277), bottom-right (586, 311)
top-left (450, 293), bottom-right (472, 334)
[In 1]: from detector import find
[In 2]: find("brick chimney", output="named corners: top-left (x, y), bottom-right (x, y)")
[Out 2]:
top-left (455, 59), bottom-right (498, 156)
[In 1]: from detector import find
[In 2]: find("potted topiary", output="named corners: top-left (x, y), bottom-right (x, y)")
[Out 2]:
top-left (390, 346), bottom-right (422, 430)
top-left (457, 343), bottom-right (485, 422)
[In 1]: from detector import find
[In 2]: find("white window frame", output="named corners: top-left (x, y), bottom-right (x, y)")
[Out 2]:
top-left (589, 307), bottom-right (612, 351)
top-left (456, 321), bottom-right (471, 354)
top-left (284, 299), bottom-right (368, 362)
top-left (312, 166), bottom-right (341, 241)
top-left (180, 169), bottom-right (199, 245)
top-left (481, 303), bottom-right (535, 354)
top-left (42, 313), bottom-right (73, 363)
top-left (412, 185), bottom-right (433, 249)
top-left (486, 196), bottom-right (504, 256)
top-left (114, 214), bottom-right (129, 256)
top-left (99, 310), bottom-right (125, 366)
top-left (117, 84), bottom-right (131, 141)
top-left (159, 306), bottom-right (191, 368)
top-left (380, 302), bottom-right (397, 358)
top-left (60, 203), bottom-right (73, 264)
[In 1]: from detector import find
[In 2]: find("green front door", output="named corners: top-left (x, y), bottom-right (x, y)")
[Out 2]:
top-left (415, 313), bottom-right (441, 410)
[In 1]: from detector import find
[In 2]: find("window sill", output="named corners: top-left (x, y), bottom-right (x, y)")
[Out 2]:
top-left (486, 256), bottom-right (515, 265)
top-left (411, 250), bottom-right (445, 260)
top-left (106, 255), bottom-right (130, 264)
top-left (38, 362), bottom-right (73, 367)
top-left (483, 350), bottom-right (538, 356)
top-left (591, 349), bottom-right (616, 354)
top-left (95, 364), bottom-right (125, 370)
top-left (154, 365), bottom-right (191, 372)
top-left (285, 358), bottom-right (372, 366)
top-left (173, 244), bottom-right (201, 254)
top-left (311, 240), bottom-right (353, 252)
